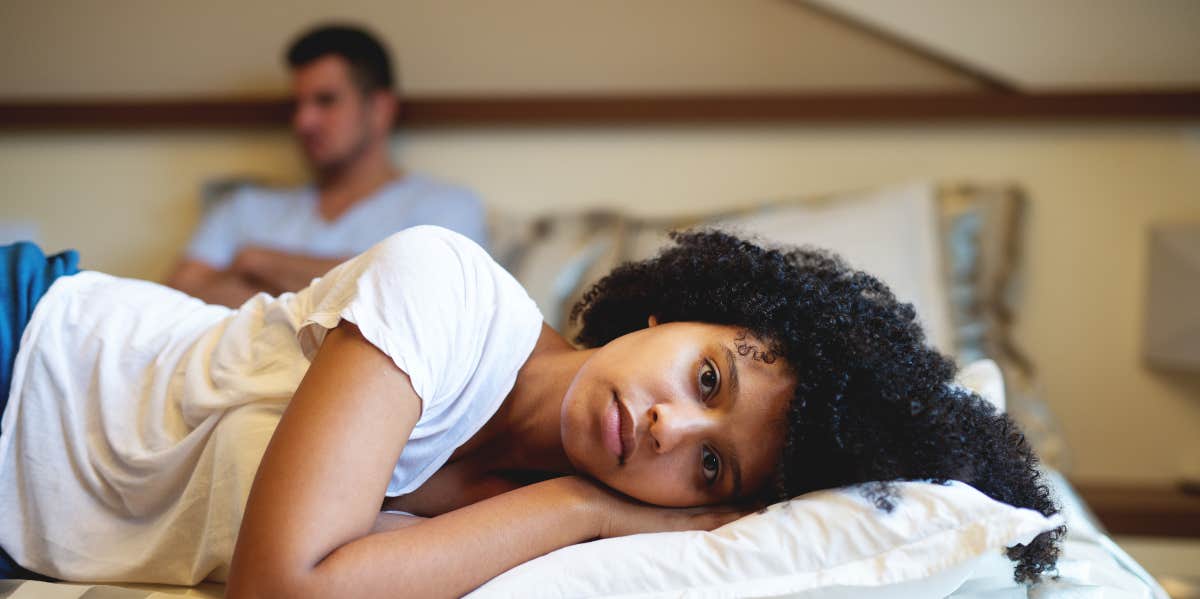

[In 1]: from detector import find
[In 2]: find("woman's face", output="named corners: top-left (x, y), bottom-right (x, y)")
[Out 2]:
top-left (560, 319), bottom-right (796, 507)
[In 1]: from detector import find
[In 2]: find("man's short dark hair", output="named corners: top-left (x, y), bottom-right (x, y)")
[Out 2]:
top-left (285, 24), bottom-right (395, 93)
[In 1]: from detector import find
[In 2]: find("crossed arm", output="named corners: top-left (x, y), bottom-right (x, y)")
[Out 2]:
top-left (167, 248), bottom-right (347, 307)
top-left (225, 324), bottom-right (741, 599)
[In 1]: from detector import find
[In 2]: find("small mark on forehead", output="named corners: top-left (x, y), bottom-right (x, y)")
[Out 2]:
top-left (733, 331), bottom-right (776, 365)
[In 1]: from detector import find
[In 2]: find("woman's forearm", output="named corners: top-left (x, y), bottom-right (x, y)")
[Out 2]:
top-left (370, 511), bottom-right (426, 535)
top-left (229, 477), bottom-right (601, 599)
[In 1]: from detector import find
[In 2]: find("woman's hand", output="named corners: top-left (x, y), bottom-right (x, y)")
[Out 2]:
top-left (571, 476), bottom-right (751, 538)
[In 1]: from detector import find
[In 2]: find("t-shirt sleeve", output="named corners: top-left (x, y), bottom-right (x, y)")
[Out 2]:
top-left (185, 192), bottom-right (243, 269)
top-left (295, 226), bottom-right (497, 415)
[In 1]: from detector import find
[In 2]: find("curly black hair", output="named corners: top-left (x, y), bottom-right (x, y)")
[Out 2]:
top-left (569, 229), bottom-right (1063, 584)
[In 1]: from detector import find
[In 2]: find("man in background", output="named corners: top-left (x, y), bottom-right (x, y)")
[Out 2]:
top-left (168, 24), bottom-right (487, 307)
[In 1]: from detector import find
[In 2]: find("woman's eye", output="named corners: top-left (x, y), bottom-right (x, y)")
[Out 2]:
top-left (698, 360), bottom-right (719, 398)
top-left (701, 445), bottom-right (721, 484)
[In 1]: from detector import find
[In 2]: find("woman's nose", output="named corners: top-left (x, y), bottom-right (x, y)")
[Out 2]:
top-left (647, 402), bottom-right (711, 454)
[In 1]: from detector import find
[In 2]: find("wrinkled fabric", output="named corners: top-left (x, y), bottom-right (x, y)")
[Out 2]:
top-left (0, 242), bottom-right (78, 408)
top-left (0, 241), bottom-right (78, 581)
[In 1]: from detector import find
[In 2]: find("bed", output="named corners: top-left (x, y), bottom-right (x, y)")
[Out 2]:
top-left (0, 181), bottom-right (1169, 598)
top-left (0, 470), bottom-right (1166, 598)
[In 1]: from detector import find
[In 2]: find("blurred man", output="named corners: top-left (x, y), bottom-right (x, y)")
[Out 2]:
top-left (168, 24), bottom-right (486, 307)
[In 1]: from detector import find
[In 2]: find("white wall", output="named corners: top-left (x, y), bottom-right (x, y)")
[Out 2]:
top-left (2, 122), bottom-right (1199, 484)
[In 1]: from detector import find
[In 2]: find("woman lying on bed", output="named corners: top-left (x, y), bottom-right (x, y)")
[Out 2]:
top-left (0, 226), bottom-right (1060, 597)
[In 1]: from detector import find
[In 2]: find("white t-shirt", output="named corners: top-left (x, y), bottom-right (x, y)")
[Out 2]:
top-left (0, 226), bottom-right (543, 584)
top-left (186, 174), bottom-right (489, 269)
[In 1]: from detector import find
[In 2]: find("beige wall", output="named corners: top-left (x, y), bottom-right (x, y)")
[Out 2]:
top-left (2, 123), bottom-right (1199, 484)
top-left (1, 1), bottom-right (1198, 486)
top-left (0, 0), bottom-right (977, 98)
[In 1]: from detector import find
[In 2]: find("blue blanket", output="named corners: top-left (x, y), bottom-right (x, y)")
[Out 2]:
top-left (0, 242), bottom-right (77, 580)
top-left (1, 241), bottom-right (79, 414)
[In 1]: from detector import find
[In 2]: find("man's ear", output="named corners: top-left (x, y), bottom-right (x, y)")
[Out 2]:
top-left (371, 90), bottom-right (397, 133)
top-left (647, 315), bottom-right (659, 327)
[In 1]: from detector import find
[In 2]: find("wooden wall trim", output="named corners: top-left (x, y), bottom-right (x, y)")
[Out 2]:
top-left (1073, 480), bottom-right (1200, 538)
top-left (0, 99), bottom-right (292, 129)
top-left (1, 90), bottom-right (1198, 130)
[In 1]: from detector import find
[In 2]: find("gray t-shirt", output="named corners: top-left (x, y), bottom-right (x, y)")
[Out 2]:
top-left (186, 174), bottom-right (488, 268)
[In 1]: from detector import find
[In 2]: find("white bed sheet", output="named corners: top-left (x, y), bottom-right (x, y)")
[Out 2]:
top-left (0, 470), bottom-right (1169, 598)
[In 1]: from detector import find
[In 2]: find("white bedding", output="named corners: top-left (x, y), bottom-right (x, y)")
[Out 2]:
top-left (0, 468), bottom-right (1168, 599)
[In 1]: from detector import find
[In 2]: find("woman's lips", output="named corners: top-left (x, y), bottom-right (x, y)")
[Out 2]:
top-left (603, 393), bottom-right (638, 465)
top-left (603, 397), bottom-right (623, 460)
top-left (616, 393), bottom-right (636, 465)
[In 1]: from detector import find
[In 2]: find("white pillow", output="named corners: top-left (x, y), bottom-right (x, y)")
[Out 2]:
top-left (955, 358), bottom-right (1006, 413)
top-left (715, 181), bottom-right (955, 354)
top-left (468, 480), bottom-right (1062, 599)
top-left (468, 361), bottom-right (1041, 598)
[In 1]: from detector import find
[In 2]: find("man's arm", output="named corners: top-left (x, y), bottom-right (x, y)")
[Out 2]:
top-left (166, 259), bottom-right (265, 308)
top-left (231, 246), bottom-right (348, 293)
top-left (166, 248), bottom-right (345, 308)
top-left (172, 190), bottom-right (264, 306)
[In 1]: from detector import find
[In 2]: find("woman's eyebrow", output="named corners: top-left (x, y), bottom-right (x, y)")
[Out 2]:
top-left (723, 345), bottom-right (740, 401)
top-left (722, 345), bottom-right (743, 498)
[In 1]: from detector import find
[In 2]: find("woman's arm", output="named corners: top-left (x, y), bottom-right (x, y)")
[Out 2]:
top-left (370, 512), bottom-right (426, 534)
top-left (226, 323), bottom-right (737, 599)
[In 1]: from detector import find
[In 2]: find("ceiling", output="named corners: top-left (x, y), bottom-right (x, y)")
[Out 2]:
top-left (806, 0), bottom-right (1200, 91)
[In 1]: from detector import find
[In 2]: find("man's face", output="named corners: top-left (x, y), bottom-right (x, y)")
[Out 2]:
top-left (290, 55), bottom-right (387, 172)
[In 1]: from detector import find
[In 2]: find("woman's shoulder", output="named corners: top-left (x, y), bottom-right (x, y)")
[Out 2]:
top-left (303, 225), bottom-right (543, 342)
top-left (369, 225), bottom-right (489, 263)
top-left (361, 226), bottom-right (525, 300)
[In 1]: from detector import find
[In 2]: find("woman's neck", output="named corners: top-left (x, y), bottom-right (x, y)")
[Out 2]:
top-left (463, 324), bottom-right (595, 475)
